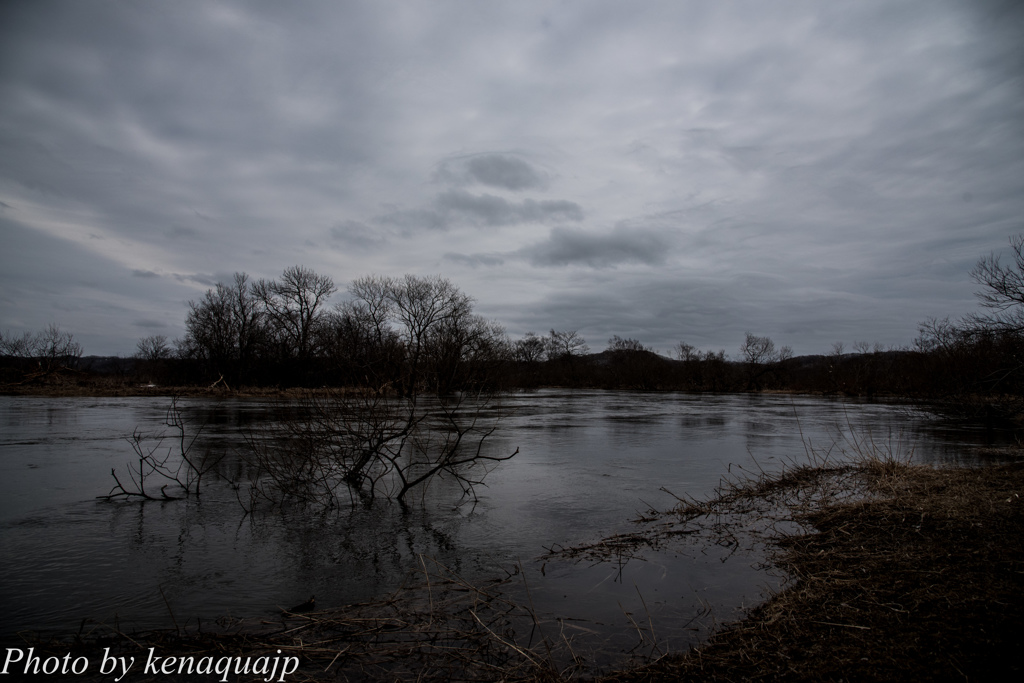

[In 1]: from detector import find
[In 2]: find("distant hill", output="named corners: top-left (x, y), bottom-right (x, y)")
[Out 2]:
top-left (79, 356), bottom-right (135, 374)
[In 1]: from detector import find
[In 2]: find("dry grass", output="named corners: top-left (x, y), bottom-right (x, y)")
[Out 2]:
top-left (601, 459), bottom-right (1024, 682)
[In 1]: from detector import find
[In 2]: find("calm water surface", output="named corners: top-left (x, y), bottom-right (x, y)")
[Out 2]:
top-left (0, 390), bottom-right (1008, 658)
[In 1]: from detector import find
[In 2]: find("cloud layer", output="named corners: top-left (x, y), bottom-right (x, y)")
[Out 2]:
top-left (1, 1), bottom-right (1022, 356)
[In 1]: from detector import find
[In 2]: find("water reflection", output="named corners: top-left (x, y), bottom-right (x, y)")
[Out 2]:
top-left (0, 391), bottom-right (1014, 660)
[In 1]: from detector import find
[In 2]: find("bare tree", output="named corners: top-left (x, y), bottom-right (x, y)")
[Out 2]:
top-left (968, 234), bottom-right (1024, 333)
top-left (675, 341), bottom-right (698, 362)
top-left (229, 272), bottom-right (263, 365)
top-left (546, 329), bottom-right (589, 360)
top-left (136, 335), bottom-right (171, 361)
top-left (425, 311), bottom-right (510, 393)
top-left (739, 332), bottom-right (792, 390)
top-left (0, 330), bottom-right (36, 357)
top-left (739, 333), bottom-right (773, 365)
top-left (36, 324), bottom-right (83, 372)
top-left (134, 334), bottom-right (172, 384)
top-left (606, 335), bottom-right (649, 352)
top-left (514, 332), bottom-right (548, 363)
top-left (178, 272), bottom-right (266, 383)
top-left (915, 317), bottom-right (965, 354)
top-left (2, 325), bottom-right (84, 381)
top-left (255, 266), bottom-right (336, 359)
top-left (182, 277), bottom-right (247, 361)
top-left (387, 274), bottom-right (473, 386)
top-left (241, 275), bottom-right (516, 509)
top-left (673, 343), bottom-right (730, 391)
top-left (348, 274), bottom-right (481, 393)
top-left (319, 301), bottom-right (402, 385)
top-left (348, 276), bottom-right (396, 348)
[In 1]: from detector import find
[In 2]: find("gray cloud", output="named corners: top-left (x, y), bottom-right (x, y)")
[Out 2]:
top-left (131, 269), bottom-right (160, 278)
top-left (443, 252), bottom-right (506, 268)
top-left (374, 208), bottom-right (448, 232)
top-left (330, 220), bottom-right (389, 249)
top-left (172, 273), bottom-right (218, 287)
top-left (519, 226), bottom-right (671, 268)
top-left (435, 154), bottom-right (549, 191)
top-left (435, 190), bottom-right (583, 227)
top-left (167, 225), bottom-right (200, 240)
top-left (373, 189), bottom-right (583, 231)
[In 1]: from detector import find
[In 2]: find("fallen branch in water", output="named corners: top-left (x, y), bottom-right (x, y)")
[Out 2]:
top-left (98, 397), bottom-right (222, 502)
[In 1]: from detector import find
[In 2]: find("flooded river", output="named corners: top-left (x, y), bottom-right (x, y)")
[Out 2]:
top-left (0, 390), bottom-right (1009, 660)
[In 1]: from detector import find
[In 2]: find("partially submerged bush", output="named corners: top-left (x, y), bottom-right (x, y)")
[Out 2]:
top-left (239, 388), bottom-right (517, 509)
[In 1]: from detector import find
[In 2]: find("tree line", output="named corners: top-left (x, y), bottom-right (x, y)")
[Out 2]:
top-left (159, 268), bottom-right (509, 391)
top-left (6, 237), bottom-right (1024, 411)
top-left (0, 324), bottom-right (82, 385)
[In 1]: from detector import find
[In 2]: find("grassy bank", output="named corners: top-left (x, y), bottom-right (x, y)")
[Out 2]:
top-left (603, 457), bottom-right (1024, 682)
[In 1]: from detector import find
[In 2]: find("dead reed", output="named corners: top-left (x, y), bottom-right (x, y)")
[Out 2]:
top-left (599, 451), bottom-right (1024, 681)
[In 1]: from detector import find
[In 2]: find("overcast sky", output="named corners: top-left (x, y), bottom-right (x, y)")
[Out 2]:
top-left (2, 1), bottom-right (1022, 357)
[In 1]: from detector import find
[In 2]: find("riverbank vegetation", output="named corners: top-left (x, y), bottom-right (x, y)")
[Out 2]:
top-left (601, 455), bottom-right (1024, 682)
top-left (6, 239), bottom-right (1024, 428)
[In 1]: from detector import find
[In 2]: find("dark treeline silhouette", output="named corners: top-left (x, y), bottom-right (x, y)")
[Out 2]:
top-left (6, 237), bottom-right (1024, 416)
top-left (163, 268), bottom-right (511, 392)
top-left (0, 324), bottom-right (82, 385)
top-left (512, 237), bottom-right (1024, 409)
